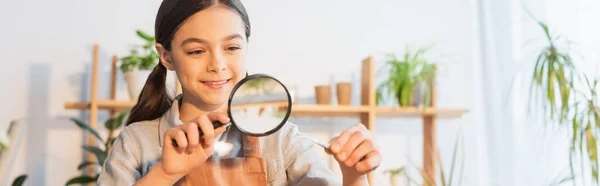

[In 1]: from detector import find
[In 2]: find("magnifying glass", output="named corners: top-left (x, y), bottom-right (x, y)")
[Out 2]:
top-left (172, 74), bottom-right (330, 150)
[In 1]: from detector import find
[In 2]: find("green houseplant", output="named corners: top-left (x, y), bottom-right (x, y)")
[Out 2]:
top-left (520, 9), bottom-right (600, 185)
top-left (120, 30), bottom-right (159, 100)
top-left (65, 112), bottom-right (129, 185)
top-left (376, 46), bottom-right (437, 108)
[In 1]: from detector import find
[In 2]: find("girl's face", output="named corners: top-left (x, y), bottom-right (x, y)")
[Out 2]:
top-left (157, 5), bottom-right (248, 106)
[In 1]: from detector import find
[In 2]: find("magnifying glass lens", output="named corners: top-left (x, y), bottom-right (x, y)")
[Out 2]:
top-left (229, 76), bottom-right (291, 136)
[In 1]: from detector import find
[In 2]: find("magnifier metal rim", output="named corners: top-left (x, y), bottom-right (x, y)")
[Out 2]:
top-left (227, 73), bottom-right (293, 137)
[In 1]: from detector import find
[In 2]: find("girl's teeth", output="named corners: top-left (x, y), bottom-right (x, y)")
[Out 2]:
top-left (204, 80), bottom-right (227, 85)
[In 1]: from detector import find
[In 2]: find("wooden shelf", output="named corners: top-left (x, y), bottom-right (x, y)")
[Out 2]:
top-left (374, 107), bottom-right (469, 118)
top-left (65, 100), bottom-right (135, 111)
top-left (291, 104), bottom-right (370, 117)
top-left (65, 100), bottom-right (468, 118)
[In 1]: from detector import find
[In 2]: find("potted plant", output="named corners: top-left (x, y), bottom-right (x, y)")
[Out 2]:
top-left (376, 46), bottom-right (437, 108)
top-left (120, 30), bottom-right (159, 100)
top-left (65, 112), bottom-right (129, 185)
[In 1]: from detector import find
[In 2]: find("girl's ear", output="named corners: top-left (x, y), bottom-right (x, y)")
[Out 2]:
top-left (156, 43), bottom-right (175, 70)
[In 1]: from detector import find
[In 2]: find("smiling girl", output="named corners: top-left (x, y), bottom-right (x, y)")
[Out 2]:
top-left (97, 0), bottom-right (381, 185)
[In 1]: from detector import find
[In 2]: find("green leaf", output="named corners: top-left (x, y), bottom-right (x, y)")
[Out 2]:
top-left (104, 118), bottom-right (120, 130)
top-left (104, 112), bottom-right (128, 131)
top-left (130, 55), bottom-right (140, 65)
top-left (375, 86), bottom-right (383, 106)
top-left (448, 132), bottom-right (460, 185)
top-left (65, 175), bottom-right (98, 186)
top-left (77, 161), bottom-right (98, 170)
top-left (118, 111), bottom-right (129, 123)
top-left (136, 30), bottom-right (154, 42)
top-left (70, 118), bottom-right (105, 144)
top-left (82, 145), bottom-right (107, 166)
top-left (533, 52), bottom-right (544, 83)
top-left (586, 124), bottom-right (599, 184)
top-left (11, 175), bottom-right (27, 186)
top-left (547, 64), bottom-right (556, 118)
top-left (384, 167), bottom-right (405, 175)
top-left (438, 151), bottom-right (447, 186)
top-left (573, 113), bottom-right (579, 151)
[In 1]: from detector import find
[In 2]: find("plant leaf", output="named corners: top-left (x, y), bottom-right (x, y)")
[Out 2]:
top-left (547, 61), bottom-right (556, 119)
top-left (438, 149), bottom-right (447, 186)
top-left (65, 175), bottom-right (98, 186)
top-left (104, 112), bottom-right (128, 130)
top-left (448, 131), bottom-right (460, 186)
top-left (104, 118), bottom-right (121, 130)
top-left (70, 118), bottom-right (105, 144)
top-left (586, 124), bottom-right (599, 184)
top-left (11, 174), bottom-right (27, 186)
top-left (136, 30), bottom-right (154, 42)
top-left (77, 161), bottom-right (98, 170)
top-left (82, 145), bottom-right (107, 166)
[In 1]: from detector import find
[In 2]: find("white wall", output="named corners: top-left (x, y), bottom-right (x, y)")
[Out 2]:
top-left (0, 0), bottom-right (482, 185)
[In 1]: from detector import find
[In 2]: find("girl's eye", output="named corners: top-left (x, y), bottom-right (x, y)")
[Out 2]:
top-left (188, 50), bottom-right (204, 55)
top-left (226, 46), bottom-right (241, 51)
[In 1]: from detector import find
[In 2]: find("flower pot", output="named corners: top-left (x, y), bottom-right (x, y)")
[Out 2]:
top-left (123, 68), bottom-right (153, 100)
top-left (314, 85), bottom-right (331, 105)
top-left (336, 82), bottom-right (352, 105)
top-left (397, 81), bottom-right (426, 107)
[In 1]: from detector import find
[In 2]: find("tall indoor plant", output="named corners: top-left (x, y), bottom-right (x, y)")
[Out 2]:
top-left (522, 9), bottom-right (600, 185)
top-left (65, 112), bottom-right (128, 185)
top-left (120, 30), bottom-right (159, 100)
top-left (376, 46), bottom-right (437, 108)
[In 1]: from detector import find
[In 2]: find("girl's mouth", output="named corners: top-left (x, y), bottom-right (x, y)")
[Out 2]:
top-left (200, 79), bottom-right (231, 89)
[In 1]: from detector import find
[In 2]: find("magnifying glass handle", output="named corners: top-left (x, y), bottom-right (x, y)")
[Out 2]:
top-left (170, 121), bottom-right (231, 147)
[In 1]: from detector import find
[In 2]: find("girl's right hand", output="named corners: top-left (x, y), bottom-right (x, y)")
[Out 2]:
top-left (160, 113), bottom-right (230, 180)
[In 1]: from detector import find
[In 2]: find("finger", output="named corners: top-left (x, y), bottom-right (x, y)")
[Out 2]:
top-left (344, 139), bottom-right (374, 167)
top-left (164, 129), bottom-right (176, 148)
top-left (196, 115), bottom-right (216, 147)
top-left (337, 131), bottom-right (365, 162)
top-left (167, 128), bottom-right (187, 153)
top-left (355, 151), bottom-right (381, 173)
top-left (330, 125), bottom-right (361, 153)
top-left (214, 124), bottom-right (227, 136)
top-left (206, 112), bottom-right (230, 125)
top-left (184, 123), bottom-right (200, 154)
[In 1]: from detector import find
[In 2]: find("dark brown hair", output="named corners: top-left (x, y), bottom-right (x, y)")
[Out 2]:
top-left (126, 0), bottom-right (251, 125)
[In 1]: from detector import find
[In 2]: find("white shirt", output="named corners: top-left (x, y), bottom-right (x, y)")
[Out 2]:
top-left (97, 96), bottom-right (342, 186)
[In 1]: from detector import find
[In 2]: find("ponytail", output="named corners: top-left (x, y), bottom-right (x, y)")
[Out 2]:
top-left (126, 63), bottom-right (172, 126)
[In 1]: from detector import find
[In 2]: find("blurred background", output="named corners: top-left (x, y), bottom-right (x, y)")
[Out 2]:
top-left (0, 0), bottom-right (599, 185)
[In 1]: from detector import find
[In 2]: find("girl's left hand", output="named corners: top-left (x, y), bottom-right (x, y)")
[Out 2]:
top-left (329, 123), bottom-right (381, 176)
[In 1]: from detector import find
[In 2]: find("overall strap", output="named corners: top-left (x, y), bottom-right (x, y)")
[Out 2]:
top-left (242, 135), bottom-right (261, 158)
